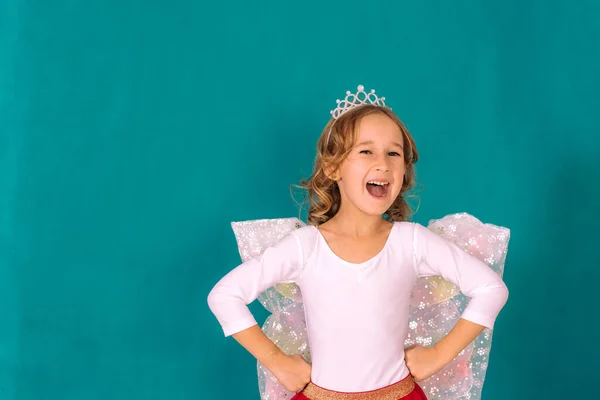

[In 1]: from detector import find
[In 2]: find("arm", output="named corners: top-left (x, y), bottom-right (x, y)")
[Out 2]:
top-left (207, 230), bottom-right (311, 390)
top-left (232, 325), bottom-right (311, 392)
top-left (207, 231), bottom-right (305, 336)
top-left (413, 223), bottom-right (509, 330)
top-left (406, 224), bottom-right (509, 381)
top-left (405, 319), bottom-right (485, 382)
top-left (434, 318), bottom-right (484, 364)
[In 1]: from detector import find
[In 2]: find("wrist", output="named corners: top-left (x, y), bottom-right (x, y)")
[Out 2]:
top-left (433, 342), bottom-right (457, 365)
top-left (261, 344), bottom-right (286, 372)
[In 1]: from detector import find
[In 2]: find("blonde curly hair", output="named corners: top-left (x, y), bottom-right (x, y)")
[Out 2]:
top-left (297, 104), bottom-right (419, 226)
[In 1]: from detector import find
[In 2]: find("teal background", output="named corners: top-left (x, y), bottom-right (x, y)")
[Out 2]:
top-left (1, 0), bottom-right (599, 399)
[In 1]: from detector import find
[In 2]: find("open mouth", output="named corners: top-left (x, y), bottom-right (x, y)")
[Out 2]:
top-left (366, 181), bottom-right (389, 198)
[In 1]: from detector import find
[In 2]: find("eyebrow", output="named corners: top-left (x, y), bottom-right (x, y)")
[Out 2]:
top-left (355, 140), bottom-right (404, 149)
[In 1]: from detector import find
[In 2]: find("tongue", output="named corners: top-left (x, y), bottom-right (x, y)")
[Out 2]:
top-left (367, 184), bottom-right (386, 197)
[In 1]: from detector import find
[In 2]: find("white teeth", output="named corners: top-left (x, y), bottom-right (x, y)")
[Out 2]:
top-left (367, 181), bottom-right (389, 186)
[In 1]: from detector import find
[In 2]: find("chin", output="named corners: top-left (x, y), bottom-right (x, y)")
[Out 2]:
top-left (361, 204), bottom-right (392, 216)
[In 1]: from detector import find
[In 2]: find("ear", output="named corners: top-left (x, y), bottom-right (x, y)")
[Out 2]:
top-left (323, 163), bottom-right (339, 181)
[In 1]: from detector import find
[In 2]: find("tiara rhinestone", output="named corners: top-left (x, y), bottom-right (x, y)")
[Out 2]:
top-left (329, 84), bottom-right (389, 119)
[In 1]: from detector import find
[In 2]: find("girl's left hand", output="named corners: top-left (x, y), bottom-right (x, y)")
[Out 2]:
top-left (404, 345), bottom-right (445, 382)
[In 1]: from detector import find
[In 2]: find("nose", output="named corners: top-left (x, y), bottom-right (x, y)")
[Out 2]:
top-left (374, 154), bottom-right (391, 172)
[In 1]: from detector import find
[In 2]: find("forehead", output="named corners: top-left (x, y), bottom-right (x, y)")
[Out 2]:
top-left (356, 113), bottom-right (403, 145)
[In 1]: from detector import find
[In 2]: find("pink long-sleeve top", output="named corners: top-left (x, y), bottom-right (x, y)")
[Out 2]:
top-left (207, 222), bottom-right (508, 392)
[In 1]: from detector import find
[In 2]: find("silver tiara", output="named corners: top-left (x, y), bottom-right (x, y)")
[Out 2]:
top-left (329, 84), bottom-right (389, 119)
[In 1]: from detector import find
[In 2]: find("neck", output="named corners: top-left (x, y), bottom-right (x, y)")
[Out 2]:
top-left (325, 204), bottom-right (390, 238)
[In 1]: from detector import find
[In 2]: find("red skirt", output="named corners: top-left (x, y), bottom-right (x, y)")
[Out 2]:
top-left (291, 374), bottom-right (427, 400)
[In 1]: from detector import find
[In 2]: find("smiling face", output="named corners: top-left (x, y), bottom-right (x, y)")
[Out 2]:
top-left (333, 112), bottom-right (406, 218)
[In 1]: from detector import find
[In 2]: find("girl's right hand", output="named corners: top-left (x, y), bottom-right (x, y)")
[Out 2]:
top-left (271, 354), bottom-right (312, 393)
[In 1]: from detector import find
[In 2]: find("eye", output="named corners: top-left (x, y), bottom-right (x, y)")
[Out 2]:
top-left (359, 150), bottom-right (372, 155)
top-left (388, 151), bottom-right (402, 156)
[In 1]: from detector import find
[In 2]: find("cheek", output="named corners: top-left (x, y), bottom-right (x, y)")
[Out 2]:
top-left (395, 163), bottom-right (407, 185)
top-left (401, 166), bottom-right (409, 187)
top-left (342, 160), bottom-right (366, 178)
top-left (339, 166), bottom-right (367, 193)
top-left (394, 160), bottom-right (406, 173)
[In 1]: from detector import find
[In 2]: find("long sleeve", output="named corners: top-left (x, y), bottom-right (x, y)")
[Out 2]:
top-left (207, 230), bottom-right (306, 337)
top-left (412, 223), bottom-right (509, 329)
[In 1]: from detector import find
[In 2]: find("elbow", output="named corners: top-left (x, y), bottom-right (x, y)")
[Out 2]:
top-left (206, 285), bottom-right (257, 337)
top-left (472, 279), bottom-right (509, 311)
top-left (488, 280), bottom-right (509, 312)
top-left (206, 284), bottom-right (241, 316)
top-left (206, 286), bottom-right (221, 315)
top-left (499, 281), bottom-right (509, 307)
top-left (488, 273), bottom-right (509, 306)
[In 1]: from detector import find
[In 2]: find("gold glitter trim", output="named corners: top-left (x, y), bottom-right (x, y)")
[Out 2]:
top-left (301, 376), bottom-right (415, 400)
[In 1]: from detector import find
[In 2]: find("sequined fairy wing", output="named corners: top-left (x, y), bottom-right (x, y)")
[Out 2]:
top-left (230, 218), bottom-right (310, 400)
top-left (405, 213), bottom-right (510, 400)
top-left (231, 218), bottom-right (306, 311)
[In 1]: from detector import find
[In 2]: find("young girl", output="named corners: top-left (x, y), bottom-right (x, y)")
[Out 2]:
top-left (208, 85), bottom-right (509, 400)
